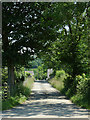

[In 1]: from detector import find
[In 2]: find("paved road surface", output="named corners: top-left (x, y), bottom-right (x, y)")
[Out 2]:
top-left (2, 80), bottom-right (89, 118)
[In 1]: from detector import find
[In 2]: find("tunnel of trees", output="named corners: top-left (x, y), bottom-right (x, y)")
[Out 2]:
top-left (2, 2), bottom-right (90, 108)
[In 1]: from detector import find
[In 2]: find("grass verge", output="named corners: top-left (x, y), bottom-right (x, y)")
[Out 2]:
top-left (49, 77), bottom-right (90, 110)
top-left (49, 77), bottom-right (64, 92)
top-left (71, 94), bottom-right (90, 109)
top-left (2, 77), bottom-right (34, 110)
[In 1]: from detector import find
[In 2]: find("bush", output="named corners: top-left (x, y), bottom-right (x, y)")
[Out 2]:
top-left (25, 72), bottom-right (31, 77)
top-left (49, 70), bottom-right (89, 109)
top-left (2, 77), bottom-right (34, 110)
top-left (55, 70), bottom-right (66, 80)
top-left (15, 67), bottom-right (25, 83)
top-left (64, 73), bottom-right (90, 109)
top-left (14, 83), bottom-right (30, 97)
top-left (64, 76), bottom-right (76, 98)
top-left (71, 94), bottom-right (89, 109)
top-left (64, 76), bottom-right (73, 91)
top-left (64, 73), bottom-right (90, 97)
top-left (42, 73), bottom-right (47, 80)
top-left (14, 77), bottom-right (34, 97)
top-left (76, 74), bottom-right (90, 100)
top-left (2, 95), bottom-right (26, 110)
top-left (65, 86), bottom-right (75, 98)
top-left (2, 67), bottom-right (8, 84)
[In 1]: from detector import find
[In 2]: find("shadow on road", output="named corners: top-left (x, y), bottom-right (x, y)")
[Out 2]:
top-left (2, 80), bottom-right (89, 118)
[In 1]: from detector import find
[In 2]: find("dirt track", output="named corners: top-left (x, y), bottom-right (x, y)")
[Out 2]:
top-left (2, 80), bottom-right (89, 118)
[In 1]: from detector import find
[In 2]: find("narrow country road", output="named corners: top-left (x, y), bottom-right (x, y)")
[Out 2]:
top-left (2, 80), bottom-right (89, 118)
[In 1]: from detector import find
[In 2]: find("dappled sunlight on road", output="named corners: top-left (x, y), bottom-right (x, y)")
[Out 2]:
top-left (2, 80), bottom-right (89, 118)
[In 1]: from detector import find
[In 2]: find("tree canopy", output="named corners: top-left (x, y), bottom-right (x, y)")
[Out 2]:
top-left (2, 2), bottom-right (57, 66)
top-left (2, 2), bottom-right (57, 94)
top-left (40, 2), bottom-right (89, 77)
top-left (2, 2), bottom-right (89, 95)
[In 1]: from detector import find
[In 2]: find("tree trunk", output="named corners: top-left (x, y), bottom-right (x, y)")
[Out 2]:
top-left (8, 65), bottom-right (14, 96)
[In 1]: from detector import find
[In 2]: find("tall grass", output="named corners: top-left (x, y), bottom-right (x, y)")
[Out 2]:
top-left (2, 77), bottom-right (34, 110)
top-left (49, 70), bottom-right (66, 92)
top-left (49, 70), bottom-right (90, 110)
top-left (23, 77), bottom-right (34, 89)
top-left (49, 78), bottom-right (64, 92)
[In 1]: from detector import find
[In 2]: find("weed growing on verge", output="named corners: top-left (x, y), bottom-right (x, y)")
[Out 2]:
top-left (2, 77), bottom-right (34, 110)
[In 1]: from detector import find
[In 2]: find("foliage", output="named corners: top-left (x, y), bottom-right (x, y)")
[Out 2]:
top-left (2, 66), bottom-right (25, 85)
top-left (23, 77), bottom-right (34, 91)
top-left (2, 2), bottom-right (57, 94)
top-left (25, 59), bottom-right (47, 80)
top-left (49, 71), bottom-right (90, 109)
top-left (34, 64), bottom-right (47, 80)
top-left (2, 2), bottom-right (89, 109)
top-left (63, 73), bottom-right (90, 99)
top-left (76, 74), bottom-right (90, 100)
top-left (14, 67), bottom-right (25, 83)
top-left (2, 95), bottom-right (26, 110)
top-left (2, 67), bottom-right (8, 84)
top-left (41, 2), bottom-right (89, 78)
top-left (64, 76), bottom-right (73, 92)
top-left (13, 83), bottom-right (30, 97)
top-left (71, 94), bottom-right (90, 109)
top-left (31, 68), bottom-right (38, 79)
top-left (2, 3), bottom-right (55, 66)
top-left (64, 73), bottom-right (90, 109)
top-left (25, 72), bottom-right (31, 78)
top-left (2, 77), bottom-right (34, 110)
top-left (40, 3), bottom-right (89, 109)
top-left (2, 66), bottom-right (25, 84)
top-left (13, 77), bottom-right (34, 97)
top-left (25, 58), bottom-right (43, 69)
top-left (2, 96), bottom-right (20, 110)
top-left (55, 70), bottom-right (66, 80)
top-left (49, 69), bottom-right (67, 91)
top-left (49, 78), bottom-right (64, 92)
